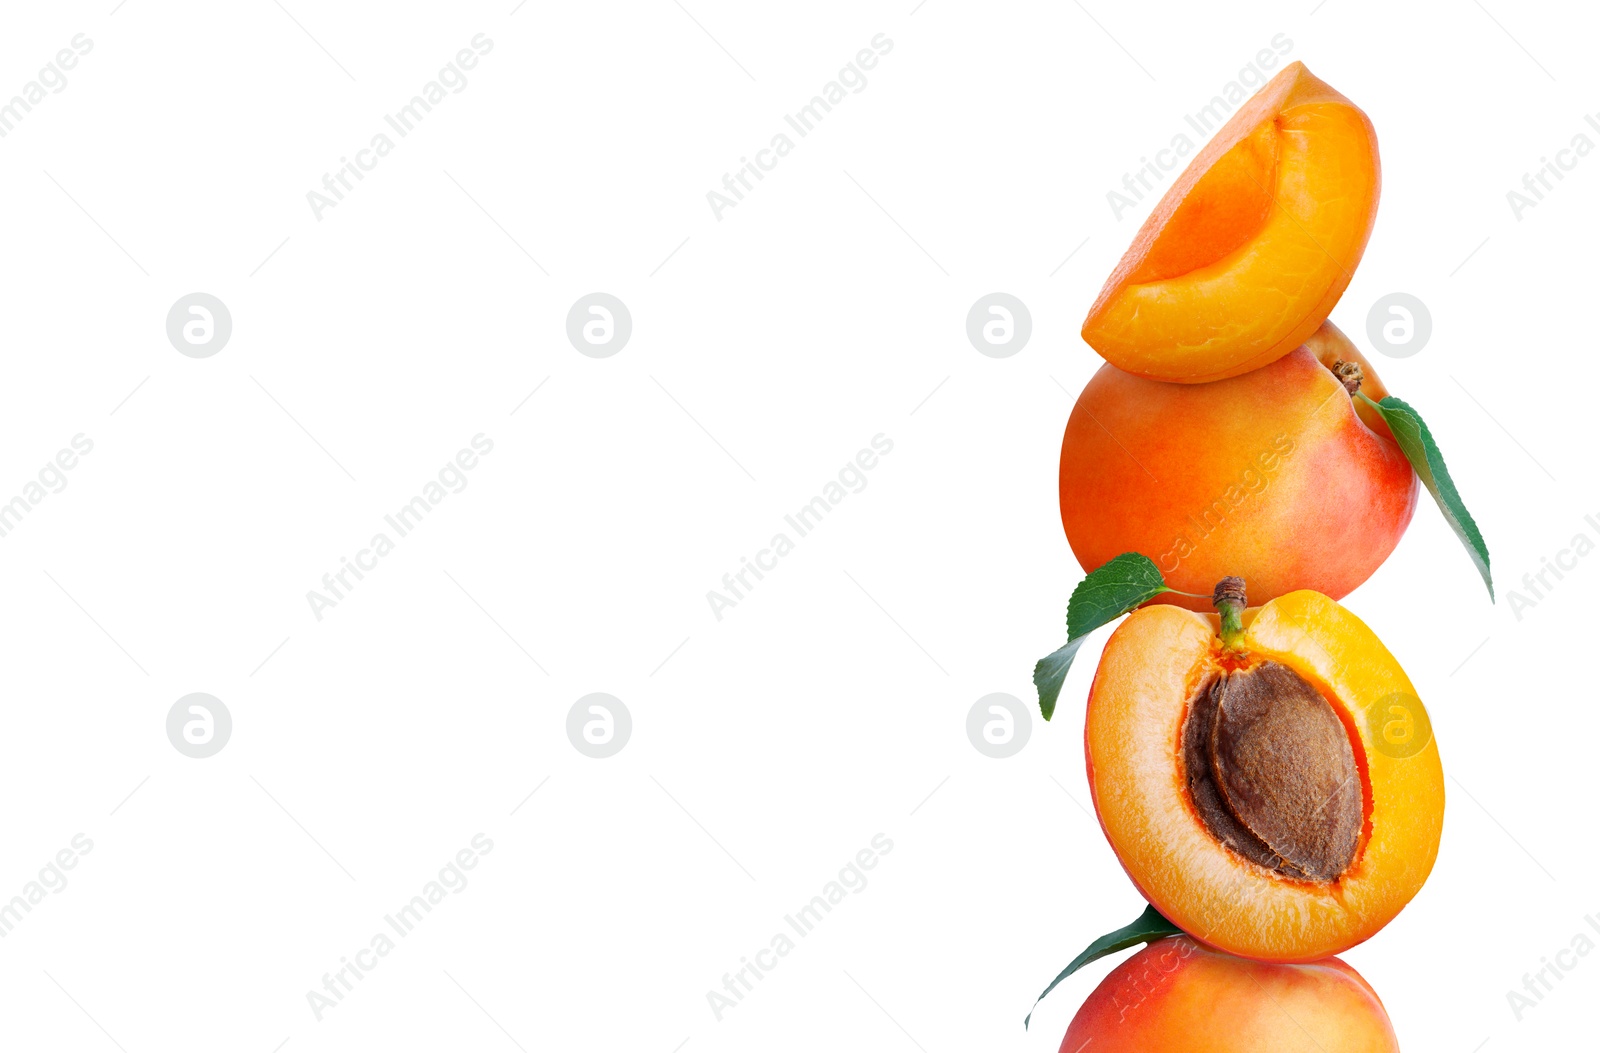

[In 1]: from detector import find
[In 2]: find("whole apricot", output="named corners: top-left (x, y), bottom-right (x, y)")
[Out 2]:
top-left (1059, 320), bottom-right (1417, 612)
top-left (1083, 62), bottom-right (1380, 383)
top-left (1084, 585), bottom-right (1443, 962)
top-left (1060, 937), bottom-right (1399, 1052)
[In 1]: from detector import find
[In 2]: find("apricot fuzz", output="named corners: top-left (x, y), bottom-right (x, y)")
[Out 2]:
top-left (1059, 320), bottom-right (1419, 612)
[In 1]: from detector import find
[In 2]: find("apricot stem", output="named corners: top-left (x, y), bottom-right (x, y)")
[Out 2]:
top-left (1212, 576), bottom-right (1248, 649)
top-left (1330, 359), bottom-right (1364, 394)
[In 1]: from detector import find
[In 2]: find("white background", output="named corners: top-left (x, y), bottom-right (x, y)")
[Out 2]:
top-left (0, 0), bottom-right (1593, 1049)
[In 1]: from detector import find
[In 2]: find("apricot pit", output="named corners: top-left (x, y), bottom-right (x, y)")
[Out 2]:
top-left (1186, 659), bottom-right (1362, 883)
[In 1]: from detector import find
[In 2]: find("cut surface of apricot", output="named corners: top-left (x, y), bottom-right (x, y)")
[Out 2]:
top-left (1083, 590), bottom-right (1443, 962)
top-left (1059, 320), bottom-right (1417, 611)
top-left (1060, 937), bottom-right (1399, 1052)
top-left (1083, 62), bottom-right (1380, 383)
top-left (1125, 118), bottom-right (1280, 286)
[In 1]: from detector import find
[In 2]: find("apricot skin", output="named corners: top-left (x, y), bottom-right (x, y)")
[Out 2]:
top-left (1059, 321), bottom-right (1417, 612)
top-left (1060, 937), bottom-right (1399, 1052)
top-left (1083, 62), bottom-right (1380, 383)
top-left (1083, 592), bottom-right (1444, 962)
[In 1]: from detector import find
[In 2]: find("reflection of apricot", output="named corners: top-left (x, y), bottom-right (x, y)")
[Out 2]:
top-left (1059, 937), bottom-right (1399, 1052)
top-left (1084, 589), bottom-right (1443, 962)
top-left (1060, 320), bottom-right (1417, 612)
top-left (1083, 62), bottom-right (1380, 383)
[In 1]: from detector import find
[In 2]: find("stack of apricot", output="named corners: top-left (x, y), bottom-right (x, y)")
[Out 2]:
top-left (1035, 62), bottom-right (1487, 1051)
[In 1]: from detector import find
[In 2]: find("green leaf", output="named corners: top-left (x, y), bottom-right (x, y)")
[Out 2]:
top-left (1066, 552), bottom-right (1169, 638)
top-left (1024, 903), bottom-right (1185, 1030)
top-left (1035, 553), bottom-right (1170, 720)
top-left (1032, 640), bottom-right (1085, 722)
top-left (1359, 393), bottom-right (1493, 600)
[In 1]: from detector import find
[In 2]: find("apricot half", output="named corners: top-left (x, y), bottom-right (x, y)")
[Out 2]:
top-left (1083, 62), bottom-right (1380, 382)
top-left (1084, 587), bottom-right (1443, 962)
top-left (1060, 320), bottom-right (1417, 612)
top-left (1060, 937), bottom-right (1399, 1052)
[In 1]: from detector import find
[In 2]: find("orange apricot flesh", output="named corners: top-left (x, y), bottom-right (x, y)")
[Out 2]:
top-left (1059, 320), bottom-right (1417, 612)
top-left (1083, 62), bottom-right (1380, 383)
top-left (1084, 591), bottom-right (1444, 962)
top-left (1060, 937), bottom-right (1399, 1052)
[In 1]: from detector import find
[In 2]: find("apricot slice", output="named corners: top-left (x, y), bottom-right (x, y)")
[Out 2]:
top-left (1059, 320), bottom-right (1417, 612)
top-left (1060, 936), bottom-right (1399, 1052)
top-left (1084, 587), bottom-right (1443, 962)
top-left (1083, 62), bottom-right (1380, 383)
